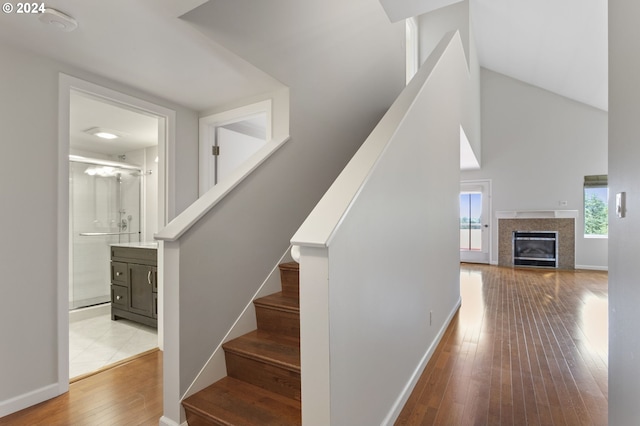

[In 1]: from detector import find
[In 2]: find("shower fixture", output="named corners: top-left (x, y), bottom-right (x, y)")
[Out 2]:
top-left (130, 170), bottom-right (153, 177)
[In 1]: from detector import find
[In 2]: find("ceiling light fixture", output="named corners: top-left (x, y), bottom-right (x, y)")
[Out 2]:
top-left (38, 8), bottom-right (78, 32)
top-left (84, 127), bottom-right (123, 140)
top-left (94, 132), bottom-right (119, 140)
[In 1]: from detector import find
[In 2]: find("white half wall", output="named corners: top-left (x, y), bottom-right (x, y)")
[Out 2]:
top-left (326, 36), bottom-right (466, 425)
top-left (293, 31), bottom-right (467, 425)
top-left (461, 68), bottom-right (608, 269)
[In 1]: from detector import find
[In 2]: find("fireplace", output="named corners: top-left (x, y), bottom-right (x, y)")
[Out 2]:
top-left (513, 231), bottom-right (558, 268)
top-left (496, 212), bottom-right (576, 269)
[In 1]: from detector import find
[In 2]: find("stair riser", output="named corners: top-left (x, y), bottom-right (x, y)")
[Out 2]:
top-left (224, 352), bottom-right (301, 401)
top-left (255, 307), bottom-right (300, 338)
top-left (280, 268), bottom-right (299, 300)
top-left (184, 410), bottom-right (227, 426)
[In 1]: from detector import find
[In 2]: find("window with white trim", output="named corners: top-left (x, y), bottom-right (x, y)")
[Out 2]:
top-left (584, 175), bottom-right (608, 237)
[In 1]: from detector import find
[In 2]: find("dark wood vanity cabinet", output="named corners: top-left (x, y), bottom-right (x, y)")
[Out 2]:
top-left (110, 246), bottom-right (157, 328)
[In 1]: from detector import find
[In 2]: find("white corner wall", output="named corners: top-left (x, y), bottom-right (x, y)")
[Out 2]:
top-left (0, 40), bottom-right (198, 417)
top-left (609, 1), bottom-right (640, 423)
top-left (461, 68), bottom-right (608, 269)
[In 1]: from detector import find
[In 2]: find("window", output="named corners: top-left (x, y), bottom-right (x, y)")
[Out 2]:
top-left (460, 192), bottom-right (482, 251)
top-left (584, 175), bottom-right (608, 237)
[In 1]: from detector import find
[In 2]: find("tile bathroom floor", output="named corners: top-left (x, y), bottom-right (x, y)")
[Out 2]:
top-left (69, 312), bottom-right (158, 379)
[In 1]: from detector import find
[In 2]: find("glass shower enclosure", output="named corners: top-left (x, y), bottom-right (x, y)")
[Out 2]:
top-left (69, 155), bottom-right (142, 310)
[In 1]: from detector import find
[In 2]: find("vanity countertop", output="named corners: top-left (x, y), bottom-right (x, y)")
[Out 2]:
top-left (110, 241), bottom-right (158, 249)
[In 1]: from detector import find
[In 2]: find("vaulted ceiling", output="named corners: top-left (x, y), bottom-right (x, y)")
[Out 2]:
top-left (381, 0), bottom-right (608, 111)
top-left (0, 0), bottom-right (608, 113)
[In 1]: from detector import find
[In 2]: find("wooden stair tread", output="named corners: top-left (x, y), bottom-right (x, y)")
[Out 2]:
top-left (223, 330), bottom-right (300, 372)
top-left (278, 262), bottom-right (299, 272)
top-left (254, 292), bottom-right (299, 312)
top-left (183, 376), bottom-right (301, 426)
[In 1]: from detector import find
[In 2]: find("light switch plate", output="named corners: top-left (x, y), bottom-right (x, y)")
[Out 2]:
top-left (616, 192), bottom-right (626, 218)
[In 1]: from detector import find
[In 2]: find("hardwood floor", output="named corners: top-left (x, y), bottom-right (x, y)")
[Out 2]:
top-left (397, 264), bottom-right (608, 425)
top-left (0, 265), bottom-right (608, 425)
top-left (0, 349), bottom-right (162, 426)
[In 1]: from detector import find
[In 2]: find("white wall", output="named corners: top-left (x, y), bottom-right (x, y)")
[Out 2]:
top-left (0, 40), bottom-right (198, 416)
top-left (609, 1), bottom-right (640, 423)
top-left (461, 69), bottom-right (608, 269)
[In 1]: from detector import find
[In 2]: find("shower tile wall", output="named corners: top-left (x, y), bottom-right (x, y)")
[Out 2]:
top-left (69, 161), bottom-right (141, 309)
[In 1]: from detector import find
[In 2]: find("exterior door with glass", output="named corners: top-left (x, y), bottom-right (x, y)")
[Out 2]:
top-left (460, 181), bottom-right (490, 263)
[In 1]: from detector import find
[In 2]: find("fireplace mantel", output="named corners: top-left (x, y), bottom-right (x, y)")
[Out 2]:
top-left (495, 210), bottom-right (578, 219)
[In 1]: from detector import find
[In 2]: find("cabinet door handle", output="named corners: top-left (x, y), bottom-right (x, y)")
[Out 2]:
top-left (116, 271), bottom-right (122, 277)
top-left (148, 270), bottom-right (152, 285)
top-left (116, 295), bottom-right (122, 300)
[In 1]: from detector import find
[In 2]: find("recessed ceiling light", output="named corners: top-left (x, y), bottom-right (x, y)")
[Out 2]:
top-left (84, 127), bottom-right (123, 140)
top-left (94, 132), bottom-right (118, 140)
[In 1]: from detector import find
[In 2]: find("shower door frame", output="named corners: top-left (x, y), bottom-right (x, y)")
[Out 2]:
top-left (57, 74), bottom-right (175, 394)
top-left (68, 156), bottom-right (143, 310)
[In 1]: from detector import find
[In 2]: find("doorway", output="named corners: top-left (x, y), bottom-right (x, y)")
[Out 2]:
top-left (58, 74), bottom-right (175, 386)
top-left (199, 100), bottom-right (271, 195)
top-left (460, 180), bottom-right (491, 264)
top-left (68, 90), bottom-right (160, 379)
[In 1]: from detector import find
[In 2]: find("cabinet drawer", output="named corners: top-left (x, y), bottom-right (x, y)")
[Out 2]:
top-left (111, 285), bottom-right (128, 308)
top-left (111, 262), bottom-right (128, 285)
top-left (111, 247), bottom-right (157, 265)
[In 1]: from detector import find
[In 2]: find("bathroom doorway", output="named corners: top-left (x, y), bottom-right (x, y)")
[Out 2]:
top-left (60, 76), bottom-right (174, 382)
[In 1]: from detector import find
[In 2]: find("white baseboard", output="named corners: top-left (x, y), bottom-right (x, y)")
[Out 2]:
top-left (575, 265), bottom-right (608, 271)
top-left (382, 296), bottom-right (462, 425)
top-left (159, 415), bottom-right (187, 426)
top-left (0, 383), bottom-right (61, 418)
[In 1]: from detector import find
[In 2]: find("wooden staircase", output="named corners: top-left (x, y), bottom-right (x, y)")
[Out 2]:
top-left (182, 262), bottom-right (302, 426)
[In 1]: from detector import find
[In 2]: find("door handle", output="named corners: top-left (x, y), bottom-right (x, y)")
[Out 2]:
top-left (147, 270), bottom-right (152, 285)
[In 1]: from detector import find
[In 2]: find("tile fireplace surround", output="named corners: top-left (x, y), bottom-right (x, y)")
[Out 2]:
top-left (497, 211), bottom-right (577, 269)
